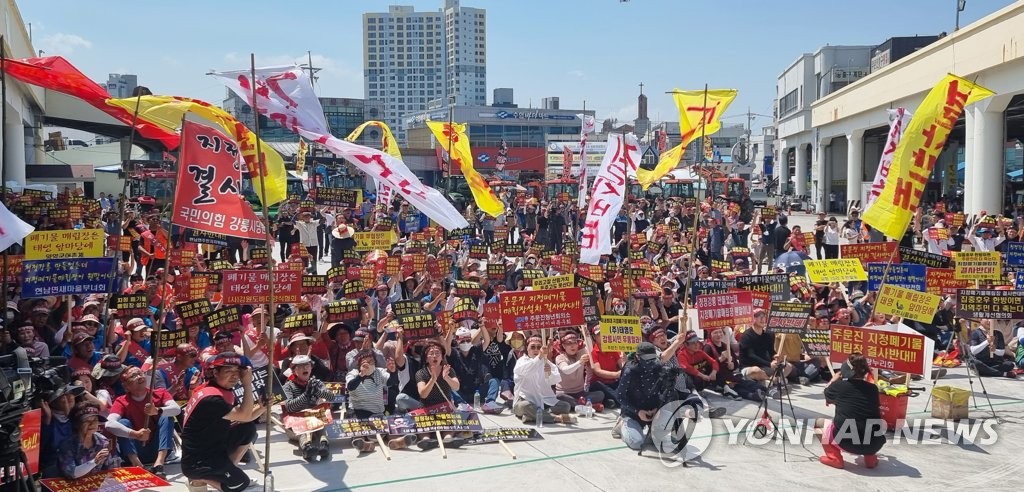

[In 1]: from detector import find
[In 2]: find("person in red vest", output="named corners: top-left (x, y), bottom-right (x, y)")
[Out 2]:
top-left (182, 352), bottom-right (261, 492)
top-left (139, 215), bottom-right (169, 275)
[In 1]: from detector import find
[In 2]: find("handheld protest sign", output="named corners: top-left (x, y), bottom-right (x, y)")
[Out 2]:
top-left (875, 285), bottom-right (941, 323)
top-left (804, 259), bottom-right (868, 284)
top-left (598, 316), bottom-right (642, 352)
top-left (498, 287), bottom-right (584, 331)
top-left (453, 297), bottom-right (479, 322)
top-left (112, 294), bottom-right (151, 321)
top-left (324, 299), bottom-right (362, 323)
top-left (207, 306), bottom-right (243, 336)
top-left (453, 280), bottom-right (483, 299)
top-left (696, 291), bottom-right (753, 332)
top-left (765, 302), bottom-right (812, 335)
top-left (302, 275), bottom-right (328, 296)
top-left (283, 312), bottom-right (317, 333)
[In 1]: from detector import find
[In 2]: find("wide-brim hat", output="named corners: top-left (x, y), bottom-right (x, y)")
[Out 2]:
top-left (333, 225), bottom-right (355, 239)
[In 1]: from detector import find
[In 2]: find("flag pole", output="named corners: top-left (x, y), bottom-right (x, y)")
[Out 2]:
top-left (678, 85), bottom-right (710, 336)
top-left (621, 130), bottom-right (635, 316)
top-left (251, 53), bottom-right (277, 489)
top-left (1, 35), bottom-right (8, 316)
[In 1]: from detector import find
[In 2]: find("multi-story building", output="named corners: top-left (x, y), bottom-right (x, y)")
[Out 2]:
top-left (363, 0), bottom-right (486, 144)
top-left (103, 73), bottom-right (138, 99)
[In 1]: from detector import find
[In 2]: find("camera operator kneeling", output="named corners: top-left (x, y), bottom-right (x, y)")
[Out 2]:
top-left (819, 353), bottom-right (887, 469)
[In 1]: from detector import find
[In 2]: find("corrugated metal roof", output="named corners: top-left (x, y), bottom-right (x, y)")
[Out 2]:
top-left (267, 141), bottom-right (300, 157)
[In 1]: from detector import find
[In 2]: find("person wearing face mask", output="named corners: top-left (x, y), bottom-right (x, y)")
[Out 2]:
top-left (501, 332), bottom-right (528, 404)
top-left (607, 297), bottom-right (629, 317)
top-left (448, 326), bottom-right (494, 410)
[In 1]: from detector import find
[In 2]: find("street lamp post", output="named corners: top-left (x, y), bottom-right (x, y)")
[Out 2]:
top-left (446, 95), bottom-right (455, 195)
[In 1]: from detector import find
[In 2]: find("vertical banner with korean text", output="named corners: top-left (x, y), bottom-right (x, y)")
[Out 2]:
top-left (580, 133), bottom-right (640, 264)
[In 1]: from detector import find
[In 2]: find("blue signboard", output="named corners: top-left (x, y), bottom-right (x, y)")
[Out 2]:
top-left (1005, 242), bottom-right (1024, 267)
top-left (1016, 272), bottom-right (1024, 290)
top-left (867, 262), bottom-right (927, 292)
top-left (22, 258), bottom-right (116, 298)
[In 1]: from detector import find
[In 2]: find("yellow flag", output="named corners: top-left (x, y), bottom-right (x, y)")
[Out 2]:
top-left (295, 138), bottom-right (308, 175)
top-left (636, 88), bottom-right (737, 189)
top-left (106, 95), bottom-right (288, 206)
top-left (425, 121), bottom-right (505, 217)
top-left (346, 121), bottom-right (403, 160)
top-left (863, 74), bottom-right (993, 239)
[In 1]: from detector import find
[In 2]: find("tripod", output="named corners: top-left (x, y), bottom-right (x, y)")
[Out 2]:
top-left (923, 319), bottom-right (1000, 422)
top-left (741, 360), bottom-right (809, 462)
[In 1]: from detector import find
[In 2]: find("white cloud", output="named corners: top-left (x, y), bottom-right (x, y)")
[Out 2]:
top-left (568, 69), bottom-right (585, 79)
top-left (39, 33), bottom-right (92, 55)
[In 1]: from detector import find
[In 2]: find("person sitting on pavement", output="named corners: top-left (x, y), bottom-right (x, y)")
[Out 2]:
top-left (513, 335), bottom-right (570, 423)
top-left (675, 331), bottom-right (722, 392)
top-left (282, 332), bottom-right (332, 381)
top-left (968, 324), bottom-right (1017, 378)
top-left (448, 325), bottom-right (501, 411)
top-left (819, 353), bottom-right (887, 469)
top-left (414, 340), bottom-right (465, 451)
top-left (739, 309), bottom-right (794, 399)
top-left (554, 331), bottom-right (605, 410)
top-left (616, 342), bottom-right (691, 451)
top-left (153, 343), bottom-right (201, 403)
top-left (702, 329), bottom-right (741, 399)
top-left (40, 382), bottom-right (84, 478)
top-left (105, 367), bottom-right (180, 478)
top-left (57, 402), bottom-right (120, 479)
top-left (282, 354), bottom-right (338, 462)
top-left (345, 350), bottom-right (399, 454)
top-left (500, 331), bottom-right (528, 405)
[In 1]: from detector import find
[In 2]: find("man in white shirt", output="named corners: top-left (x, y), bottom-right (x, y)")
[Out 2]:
top-left (968, 224), bottom-right (1004, 252)
top-left (294, 212), bottom-right (320, 273)
top-left (513, 335), bottom-right (570, 423)
top-left (923, 219), bottom-right (955, 254)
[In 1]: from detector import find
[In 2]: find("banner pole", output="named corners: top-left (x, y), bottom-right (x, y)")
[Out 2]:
top-left (867, 241), bottom-right (901, 321)
top-left (251, 53), bottom-right (278, 488)
top-left (1, 36), bottom-right (8, 315)
top-left (678, 84), bottom-right (709, 336)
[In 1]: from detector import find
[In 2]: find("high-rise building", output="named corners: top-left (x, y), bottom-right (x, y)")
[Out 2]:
top-left (363, 1), bottom-right (486, 144)
top-left (104, 73), bottom-right (137, 99)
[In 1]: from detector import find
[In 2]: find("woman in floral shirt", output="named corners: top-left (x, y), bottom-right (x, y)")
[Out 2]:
top-left (57, 403), bottom-right (120, 479)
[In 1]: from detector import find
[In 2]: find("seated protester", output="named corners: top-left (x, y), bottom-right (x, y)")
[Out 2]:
top-left (105, 367), bottom-right (180, 478)
top-left (554, 331), bottom-right (605, 409)
top-left (968, 325), bottom-right (1016, 378)
top-left (616, 342), bottom-right (687, 451)
top-left (393, 337), bottom-right (425, 414)
top-left (589, 324), bottom-right (624, 409)
top-left (477, 321), bottom-right (510, 413)
top-left (281, 333), bottom-right (331, 382)
top-left (92, 355), bottom-right (127, 398)
top-left (647, 325), bottom-right (685, 367)
top-left (201, 330), bottom-right (241, 363)
top-left (181, 352), bottom-right (262, 492)
top-left (345, 328), bottom-right (387, 372)
top-left (702, 329), bottom-right (741, 398)
top-left (820, 353), bottom-right (887, 469)
top-left (415, 340), bottom-right (464, 451)
top-left (13, 323), bottom-right (50, 358)
top-left (57, 403), bottom-right (120, 479)
top-left (447, 325), bottom-right (493, 409)
top-left (345, 350), bottom-right (400, 454)
top-left (791, 350), bottom-right (825, 385)
top-left (501, 331), bottom-right (528, 404)
top-left (513, 335), bottom-right (570, 423)
top-left (314, 322), bottom-right (357, 380)
top-left (282, 355), bottom-right (338, 461)
top-left (849, 291), bottom-right (873, 327)
top-left (119, 318), bottom-right (153, 368)
top-left (67, 332), bottom-right (107, 374)
top-left (40, 384), bottom-right (84, 478)
top-left (154, 344), bottom-right (201, 403)
top-left (71, 369), bottom-right (112, 413)
top-left (676, 332), bottom-right (720, 393)
top-left (739, 309), bottom-right (793, 399)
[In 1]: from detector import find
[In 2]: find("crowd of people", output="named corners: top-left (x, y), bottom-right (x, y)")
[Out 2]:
top-left (4, 183), bottom-right (1024, 490)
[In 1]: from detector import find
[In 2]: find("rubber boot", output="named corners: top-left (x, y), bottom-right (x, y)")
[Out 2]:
top-left (818, 441), bottom-right (844, 469)
top-left (863, 454), bottom-right (878, 469)
top-left (318, 437), bottom-right (330, 462)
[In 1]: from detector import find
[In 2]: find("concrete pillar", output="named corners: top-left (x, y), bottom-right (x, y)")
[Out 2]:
top-left (814, 138), bottom-right (830, 213)
top-left (970, 104), bottom-right (1005, 215)
top-left (795, 144), bottom-right (807, 197)
top-left (778, 146), bottom-right (790, 195)
top-left (964, 110), bottom-right (976, 214)
top-left (4, 107), bottom-right (26, 186)
top-left (847, 131), bottom-right (864, 209)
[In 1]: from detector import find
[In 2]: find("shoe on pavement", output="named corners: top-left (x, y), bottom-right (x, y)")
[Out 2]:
top-left (301, 443), bottom-right (318, 462)
top-left (318, 438), bottom-right (330, 462)
top-left (417, 437), bottom-right (439, 451)
top-left (442, 435), bottom-right (466, 448)
top-left (146, 464), bottom-right (166, 479)
top-left (351, 438), bottom-right (376, 454)
top-left (611, 417), bottom-right (623, 439)
top-left (768, 387), bottom-right (782, 400)
top-left (708, 407), bottom-right (727, 419)
top-left (932, 368), bottom-right (947, 379)
top-left (799, 376), bottom-right (811, 386)
top-left (723, 385), bottom-right (741, 399)
top-left (389, 434), bottom-right (418, 450)
top-left (456, 403), bottom-right (472, 412)
top-left (482, 401), bottom-right (504, 414)
top-left (863, 454), bottom-right (879, 469)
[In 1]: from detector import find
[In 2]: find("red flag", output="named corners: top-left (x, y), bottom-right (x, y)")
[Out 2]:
top-left (562, 144), bottom-right (573, 180)
top-left (4, 56), bottom-right (179, 149)
top-left (172, 118), bottom-right (267, 240)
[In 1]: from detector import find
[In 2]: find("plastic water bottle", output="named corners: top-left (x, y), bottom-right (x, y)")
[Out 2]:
top-left (586, 398), bottom-right (595, 419)
top-left (535, 406), bottom-right (544, 428)
top-left (473, 390), bottom-right (481, 412)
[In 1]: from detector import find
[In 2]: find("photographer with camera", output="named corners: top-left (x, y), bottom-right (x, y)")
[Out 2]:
top-left (819, 353), bottom-right (886, 469)
top-left (104, 367), bottom-right (180, 478)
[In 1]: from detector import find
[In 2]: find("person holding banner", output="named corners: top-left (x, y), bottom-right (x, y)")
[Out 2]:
top-left (819, 353), bottom-right (886, 469)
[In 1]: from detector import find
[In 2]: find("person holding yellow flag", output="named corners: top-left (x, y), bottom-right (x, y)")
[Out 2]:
top-left (425, 121), bottom-right (505, 218)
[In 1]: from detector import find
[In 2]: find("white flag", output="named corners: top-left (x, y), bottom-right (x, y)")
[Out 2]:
top-left (0, 201), bottom-right (35, 252)
top-left (580, 133), bottom-right (641, 265)
top-left (576, 114), bottom-right (596, 210)
top-left (578, 114), bottom-right (596, 137)
top-left (866, 108), bottom-right (912, 208)
top-left (210, 67), bottom-right (469, 231)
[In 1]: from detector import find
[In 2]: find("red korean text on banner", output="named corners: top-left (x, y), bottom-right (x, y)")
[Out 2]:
top-left (20, 408), bottom-right (41, 474)
top-left (840, 241), bottom-right (899, 267)
top-left (829, 324), bottom-right (926, 375)
top-left (696, 291), bottom-right (753, 331)
top-left (221, 269), bottom-right (302, 305)
top-left (498, 287), bottom-right (584, 331)
top-left (39, 466), bottom-right (171, 492)
top-left (173, 118), bottom-right (268, 240)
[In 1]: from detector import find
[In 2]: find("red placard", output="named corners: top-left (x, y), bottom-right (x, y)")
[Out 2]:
top-left (483, 302), bottom-right (501, 330)
top-left (925, 267), bottom-right (972, 296)
top-left (3, 254), bottom-right (23, 281)
top-left (829, 324), bottom-right (926, 375)
top-left (171, 118), bottom-right (267, 240)
top-left (696, 291), bottom-right (753, 331)
top-left (498, 287), bottom-right (584, 331)
top-left (39, 466), bottom-right (171, 492)
top-left (840, 241), bottom-right (899, 267)
top-left (730, 288), bottom-right (771, 312)
top-left (221, 269), bottom-right (302, 304)
top-left (20, 408), bottom-right (41, 474)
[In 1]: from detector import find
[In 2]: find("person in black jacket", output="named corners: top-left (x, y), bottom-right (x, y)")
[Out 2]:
top-left (617, 342), bottom-right (682, 450)
top-left (330, 223), bottom-right (357, 268)
top-left (820, 353), bottom-right (886, 469)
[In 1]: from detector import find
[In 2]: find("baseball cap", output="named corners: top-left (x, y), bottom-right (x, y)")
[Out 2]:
top-left (352, 329), bottom-right (369, 342)
top-left (71, 332), bottom-right (94, 346)
top-left (205, 351), bottom-right (244, 371)
top-left (288, 333), bottom-right (314, 346)
top-left (635, 342), bottom-right (658, 361)
top-left (684, 331), bottom-right (702, 344)
top-left (71, 404), bottom-right (107, 423)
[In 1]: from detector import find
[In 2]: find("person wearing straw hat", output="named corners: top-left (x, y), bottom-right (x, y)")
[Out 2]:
top-left (282, 354), bottom-right (337, 461)
top-left (57, 403), bottom-right (119, 479)
top-left (105, 366), bottom-right (180, 478)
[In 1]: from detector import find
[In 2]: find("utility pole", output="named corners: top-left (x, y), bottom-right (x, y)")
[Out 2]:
top-left (956, 0), bottom-right (966, 31)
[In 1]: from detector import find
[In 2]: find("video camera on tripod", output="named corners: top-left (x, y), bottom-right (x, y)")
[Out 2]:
top-left (0, 347), bottom-right (68, 464)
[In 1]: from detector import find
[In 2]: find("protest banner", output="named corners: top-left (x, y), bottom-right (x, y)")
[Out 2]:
top-left (577, 264), bottom-right (604, 282)
top-left (632, 277), bottom-right (662, 298)
top-left (159, 328), bottom-right (189, 350)
top-left (111, 294), bottom-right (151, 320)
top-left (19, 408), bottom-right (40, 474)
top-left (898, 246), bottom-right (951, 268)
top-left (867, 262), bottom-right (926, 292)
top-left (691, 279), bottom-right (736, 299)
top-left (875, 285), bottom-right (941, 323)
top-left (840, 241), bottom-right (899, 267)
top-left (1002, 242), bottom-right (1024, 266)
top-left (499, 287), bottom-right (584, 331)
top-left (387, 411), bottom-right (483, 435)
top-left (233, 365), bottom-right (284, 405)
top-left (766, 302), bottom-right (812, 334)
top-left (956, 289), bottom-right (1024, 320)
top-left (106, 234), bottom-right (132, 255)
top-left (310, 187), bottom-right (363, 208)
top-left (801, 328), bottom-right (831, 357)
top-left (334, 417), bottom-right (389, 438)
top-left (830, 324), bottom-right (926, 375)
top-left (453, 297), bottom-right (479, 322)
top-left (401, 313), bottom-right (438, 340)
top-left (533, 274), bottom-right (575, 291)
top-left (599, 315), bottom-right (642, 352)
top-left (954, 251), bottom-right (1002, 280)
top-left (207, 306), bottom-right (243, 335)
top-left (359, 266), bottom-right (376, 287)
top-left (735, 273), bottom-right (790, 302)
top-left (283, 312), bottom-right (317, 333)
top-left (696, 291), bottom-right (753, 331)
top-left (804, 259), bottom-right (869, 284)
top-left (324, 299), bottom-right (362, 323)
top-left (487, 262), bottom-right (506, 282)
top-left (221, 269), bottom-right (302, 304)
top-left (39, 467), bottom-right (170, 492)
top-left (925, 268), bottom-right (972, 296)
top-left (468, 243), bottom-right (489, 260)
top-left (183, 228), bottom-right (229, 247)
top-left (575, 275), bottom-right (601, 324)
top-left (327, 266), bottom-right (346, 284)
top-left (354, 231), bottom-right (397, 251)
top-left (465, 427), bottom-right (542, 445)
top-left (282, 403), bottom-right (335, 436)
top-left (392, 300), bottom-right (422, 319)
top-left (25, 229), bottom-right (104, 260)
top-left (945, 212), bottom-right (966, 228)
top-left (453, 280), bottom-right (483, 298)
top-left (175, 299), bottom-right (212, 330)
top-left (520, 268), bottom-right (545, 287)
top-left (482, 303), bottom-right (502, 330)
top-left (505, 242), bottom-right (524, 257)
top-left (22, 258), bottom-right (115, 297)
top-left (383, 256), bottom-right (401, 276)
top-left (302, 275), bottom-right (328, 296)
top-left (446, 227), bottom-right (474, 240)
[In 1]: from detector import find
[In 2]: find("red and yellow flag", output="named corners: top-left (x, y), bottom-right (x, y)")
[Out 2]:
top-left (346, 121), bottom-right (403, 159)
top-left (426, 121), bottom-right (504, 217)
top-left (863, 74), bottom-right (993, 239)
top-left (637, 88), bottom-right (737, 189)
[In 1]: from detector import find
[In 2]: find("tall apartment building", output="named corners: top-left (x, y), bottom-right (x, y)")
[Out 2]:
top-left (104, 73), bottom-right (138, 98)
top-left (363, 0), bottom-right (486, 144)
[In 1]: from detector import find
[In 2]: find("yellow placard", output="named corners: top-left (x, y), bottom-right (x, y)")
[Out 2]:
top-left (533, 274), bottom-right (575, 291)
top-left (599, 315), bottom-right (642, 353)
top-left (954, 251), bottom-right (1001, 280)
top-left (875, 284), bottom-right (941, 324)
top-left (25, 229), bottom-right (105, 260)
top-left (803, 259), bottom-right (868, 283)
top-left (354, 231), bottom-right (397, 252)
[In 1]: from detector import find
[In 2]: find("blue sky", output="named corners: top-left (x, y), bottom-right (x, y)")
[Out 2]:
top-left (18, 0), bottom-right (1012, 133)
